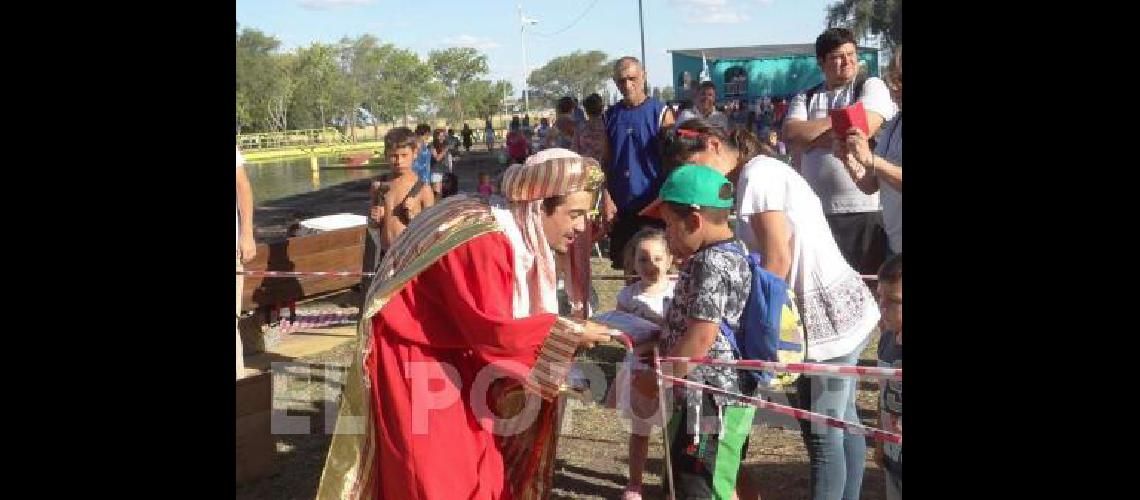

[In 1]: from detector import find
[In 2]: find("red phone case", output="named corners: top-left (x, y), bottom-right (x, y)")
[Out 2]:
top-left (829, 101), bottom-right (870, 136)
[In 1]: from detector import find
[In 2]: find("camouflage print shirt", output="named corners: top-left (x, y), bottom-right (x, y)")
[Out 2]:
top-left (660, 239), bottom-right (752, 432)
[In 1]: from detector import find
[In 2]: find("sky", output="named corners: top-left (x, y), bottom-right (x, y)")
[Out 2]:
top-left (236, 0), bottom-right (844, 97)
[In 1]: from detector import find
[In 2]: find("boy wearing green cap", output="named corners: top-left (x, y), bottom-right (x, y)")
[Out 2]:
top-left (634, 164), bottom-right (755, 499)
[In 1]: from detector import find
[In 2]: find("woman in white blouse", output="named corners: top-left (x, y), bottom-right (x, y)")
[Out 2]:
top-left (661, 118), bottom-right (879, 500)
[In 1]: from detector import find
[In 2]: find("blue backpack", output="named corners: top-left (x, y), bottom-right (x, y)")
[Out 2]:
top-left (715, 241), bottom-right (805, 389)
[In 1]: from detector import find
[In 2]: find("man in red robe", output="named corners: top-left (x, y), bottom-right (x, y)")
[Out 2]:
top-left (318, 149), bottom-right (612, 499)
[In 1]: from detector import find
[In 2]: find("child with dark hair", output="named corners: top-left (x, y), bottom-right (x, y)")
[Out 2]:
top-left (362, 127), bottom-right (436, 290)
top-left (574, 93), bottom-right (607, 163)
top-left (876, 253), bottom-right (903, 500)
top-left (506, 118), bottom-right (529, 165)
top-left (536, 117), bottom-right (551, 150)
top-left (547, 96), bottom-right (578, 150)
top-left (411, 124), bottom-right (433, 183)
top-left (427, 128), bottom-right (452, 198)
top-left (477, 172), bottom-right (494, 196)
top-left (661, 116), bottom-right (880, 500)
top-left (634, 164), bottom-right (754, 500)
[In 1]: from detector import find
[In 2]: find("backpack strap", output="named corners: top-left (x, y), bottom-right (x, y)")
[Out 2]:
top-left (851, 73), bottom-right (868, 102)
top-left (711, 240), bottom-right (748, 357)
top-left (391, 179), bottom-right (426, 226)
top-left (849, 74), bottom-right (876, 148)
top-left (404, 180), bottom-right (426, 203)
top-left (802, 82), bottom-right (824, 118)
top-left (804, 73), bottom-right (868, 116)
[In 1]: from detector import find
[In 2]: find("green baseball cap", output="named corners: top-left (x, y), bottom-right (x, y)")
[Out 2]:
top-left (640, 164), bottom-right (734, 219)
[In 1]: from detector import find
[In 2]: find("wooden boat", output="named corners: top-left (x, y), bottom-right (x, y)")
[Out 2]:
top-left (340, 151), bottom-right (375, 168)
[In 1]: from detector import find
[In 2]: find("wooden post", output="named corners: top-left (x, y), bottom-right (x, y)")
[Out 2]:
top-left (310, 155), bottom-right (320, 189)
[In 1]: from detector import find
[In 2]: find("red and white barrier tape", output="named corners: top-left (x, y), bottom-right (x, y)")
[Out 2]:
top-left (270, 310), bottom-right (359, 335)
top-left (658, 373), bottom-right (901, 444)
top-left (240, 271), bottom-right (876, 282)
top-left (239, 270), bottom-right (375, 278)
top-left (592, 274), bottom-right (878, 281)
top-left (658, 357), bottom-right (901, 381)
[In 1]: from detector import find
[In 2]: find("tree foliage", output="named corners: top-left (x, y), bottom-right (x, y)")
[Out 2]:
top-left (825, 0), bottom-right (901, 49)
top-left (237, 26), bottom-right (517, 134)
top-left (525, 50), bottom-right (610, 110)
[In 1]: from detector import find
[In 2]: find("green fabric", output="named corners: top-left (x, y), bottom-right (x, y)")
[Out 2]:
top-left (660, 164), bottom-right (734, 208)
top-left (711, 405), bottom-right (756, 498)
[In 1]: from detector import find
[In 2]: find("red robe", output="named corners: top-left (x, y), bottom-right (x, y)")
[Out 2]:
top-left (364, 231), bottom-right (569, 499)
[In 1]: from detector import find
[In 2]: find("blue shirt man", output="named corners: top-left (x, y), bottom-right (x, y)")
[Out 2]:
top-left (601, 57), bottom-right (675, 269)
top-left (411, 125), bottom-right (433, 183)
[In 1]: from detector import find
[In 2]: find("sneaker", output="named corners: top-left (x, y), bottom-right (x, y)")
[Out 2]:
top-left (621, 487), bottom-right (642, 500)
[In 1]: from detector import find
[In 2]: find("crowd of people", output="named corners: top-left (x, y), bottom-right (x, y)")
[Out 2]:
top-left (235, 25), bottom-right (903, 500)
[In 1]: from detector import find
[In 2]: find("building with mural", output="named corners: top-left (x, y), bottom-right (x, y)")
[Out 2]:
top-left (669, 44), bottom-right (882, 104)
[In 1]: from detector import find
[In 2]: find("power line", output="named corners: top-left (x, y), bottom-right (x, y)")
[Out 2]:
top-left (530, 0), bottom-right (602, 38)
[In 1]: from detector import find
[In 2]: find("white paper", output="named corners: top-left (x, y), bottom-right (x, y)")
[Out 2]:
top-left (591, 310), bottom-right (661, 344)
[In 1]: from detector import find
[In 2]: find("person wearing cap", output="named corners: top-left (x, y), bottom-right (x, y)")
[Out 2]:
top-left (661, 117), bottom-right (880, 500)
top-left (317, 148), bottom-right (614, 500)
top-left (633, 164), bottom-right (755, 500)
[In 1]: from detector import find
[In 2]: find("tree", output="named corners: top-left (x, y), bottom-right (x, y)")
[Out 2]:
top-left (266, 52), bottom-right (296, 132)
top-left (489, 80), bottom-right (514, 119)
top-left (526, 50), bottom-right (610, 109)
top-left (374, 46), bottom-right (435, 126)
top-left (660, 86), bottom-right (675, 102)
top-left (327, 35), bottom-right (385, 140)
top-left (427, 48), bottom-right (490, 124)
top-left (290, 43), bottom-right (341, 130)
top-left (345, 36), bottom-right (389, 139)
top-left (235, 24), bottom-right (506, 138)
top-left (826, 0), bottom-right (901, 49)
top-left (458, 79), bottom-right (514, 123)
top-left (236, 27), bottom-right (284, 132)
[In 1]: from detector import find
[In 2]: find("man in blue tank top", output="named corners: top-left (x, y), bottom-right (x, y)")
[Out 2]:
top-left (602, 56), bottom-right (676, 270)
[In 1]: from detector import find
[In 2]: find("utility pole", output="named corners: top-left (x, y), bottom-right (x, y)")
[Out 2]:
top-left (639, 0), bottom-right (648, 94)
top-left (519, 5), bottom-right (538, 115)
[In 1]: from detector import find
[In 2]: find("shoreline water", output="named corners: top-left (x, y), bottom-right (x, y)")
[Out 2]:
top-left (253, 146), bottom-right (503, 243)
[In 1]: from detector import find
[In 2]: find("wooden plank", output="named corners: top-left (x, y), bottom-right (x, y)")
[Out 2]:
top-left (241, 226), bottom-right (367, 310)
top-left (241, 244), bottom-right (365, 309)
top-left (244, 243), bottom-right (365, 282)
top-left (243, 226), bottom-right (366, 270)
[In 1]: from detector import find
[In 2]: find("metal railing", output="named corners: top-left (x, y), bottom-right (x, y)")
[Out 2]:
top-left (237, 126), bottom-right (515, 152)
top-left (236, 128), bottom-right (347, 151)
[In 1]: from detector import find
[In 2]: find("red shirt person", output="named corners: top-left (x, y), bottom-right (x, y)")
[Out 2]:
top-left (318, 149), bottom-right (612, 499)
